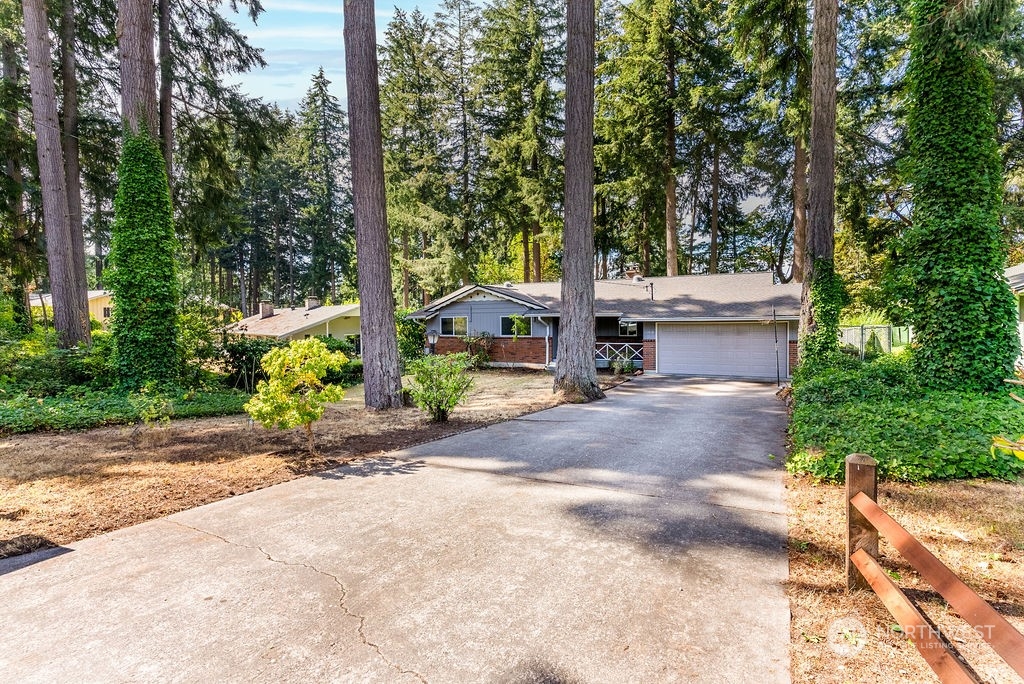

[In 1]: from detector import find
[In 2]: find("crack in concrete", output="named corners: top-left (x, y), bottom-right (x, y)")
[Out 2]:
top-left (166, 520), bottom-right (428, 683)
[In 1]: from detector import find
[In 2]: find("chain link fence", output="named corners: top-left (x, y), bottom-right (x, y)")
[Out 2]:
top-left (839, 325), bottom-right (912, 358)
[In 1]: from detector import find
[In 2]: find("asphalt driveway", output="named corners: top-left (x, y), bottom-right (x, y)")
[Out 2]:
top-left (0, 377), bottom-right (791, 682)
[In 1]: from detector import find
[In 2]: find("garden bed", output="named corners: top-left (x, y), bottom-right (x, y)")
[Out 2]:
top-left (0, 370), bottom-right (622, 559)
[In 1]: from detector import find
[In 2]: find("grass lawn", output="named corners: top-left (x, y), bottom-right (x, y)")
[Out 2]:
top-left (0, 369), bottom-right (621, 559)
top-left (786, 474), bottom-right (1024, 682)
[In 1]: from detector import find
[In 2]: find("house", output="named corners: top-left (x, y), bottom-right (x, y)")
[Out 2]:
top-left (409, 272), bottom-right (802, 381)
top-left (1005, 263), bottom-right (1024, 354)
top-left (34, 290), bottom-right (113, 323)
top-left (226, 298), bottom-right (360, 342)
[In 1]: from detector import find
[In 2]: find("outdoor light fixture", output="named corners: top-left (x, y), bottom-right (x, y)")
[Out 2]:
top-left (427, 329), bottom-right (439, 354)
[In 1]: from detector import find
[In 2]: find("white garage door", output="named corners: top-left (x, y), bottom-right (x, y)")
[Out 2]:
top-left (657, 323), bottom-right (787, 380)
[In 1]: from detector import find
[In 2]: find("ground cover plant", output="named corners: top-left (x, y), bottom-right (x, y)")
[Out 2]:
top-left (787, 354), bottom-right (1024, 482)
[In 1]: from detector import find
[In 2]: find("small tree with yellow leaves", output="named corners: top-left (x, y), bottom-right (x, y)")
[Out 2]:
top-left (244, 338), bottom-right (348, 455)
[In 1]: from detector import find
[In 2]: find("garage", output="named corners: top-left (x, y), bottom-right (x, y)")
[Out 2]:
top-left (656, 322), bottom-right (788, 380)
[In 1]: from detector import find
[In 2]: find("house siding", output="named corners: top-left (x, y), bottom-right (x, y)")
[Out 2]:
top-left (287, 316), bottom-right (360, 341)
top-left (429, 300), bottom-right (542, 339)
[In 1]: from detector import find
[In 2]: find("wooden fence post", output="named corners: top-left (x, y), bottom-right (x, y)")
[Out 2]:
top-left (846, 453), bottom-right (878, 591)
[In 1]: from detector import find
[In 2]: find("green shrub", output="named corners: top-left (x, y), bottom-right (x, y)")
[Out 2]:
top-left (0, 386), bottom-right (248, 434)
top-left (178, 306), bottom-right (223, 387)
top-left (244, 338), bottom-right (348, 454)
top-left (222, 337), bottom-right (286, 392)
top-left (407, 352), bottom-right (474, 422)
top-left (395, 309), bottom-right (425, 370)
top-left (787, 355), bottom-right (1024, 482)
top-left (460, 332), bottom-right (493, 369)
top-left (0, 332), bottom-right (116, 397)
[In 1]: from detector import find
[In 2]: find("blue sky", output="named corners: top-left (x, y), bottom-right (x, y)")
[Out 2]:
top-left (224, 1), bottom-right (440, 111)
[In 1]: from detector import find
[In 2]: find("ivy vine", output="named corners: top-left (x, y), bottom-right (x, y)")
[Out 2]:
top-left (107, 133), bottom-right (180, 388)
top-left (800, 260), bottom-right (847, 373)
top-left (898, 0), bottom-right (1018, 391)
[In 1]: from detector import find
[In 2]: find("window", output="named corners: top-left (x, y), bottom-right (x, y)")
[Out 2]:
top-left (440, 316), bottom-right (468, 336)
top-left (102, 307), bottom-right (111, 318)
top-left (500, 315), bottom-right (532, 337)
top-left (619, 321), bottom-right (638, 337)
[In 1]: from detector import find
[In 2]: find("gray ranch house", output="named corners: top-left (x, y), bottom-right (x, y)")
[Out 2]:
top-left (408, 272), bottom-right (802, 381)
top-left (1004, 263), bottom-right (1024, 356)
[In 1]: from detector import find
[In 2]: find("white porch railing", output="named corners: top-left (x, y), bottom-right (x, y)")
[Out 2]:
top-left (595, 342), bottom-right (644, 368)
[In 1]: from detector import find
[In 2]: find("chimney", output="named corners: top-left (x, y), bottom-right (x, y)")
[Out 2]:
top-left (260, 301), bottom-right (274, 319)
top-left (305, 296), bottom-right (321, 310)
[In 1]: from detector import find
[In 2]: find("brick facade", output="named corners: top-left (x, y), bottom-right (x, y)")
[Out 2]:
top-left (642, 339), bottom-right (656, 371)
top-left (432, 335), bottom-right (548, 366)
top-left (789, 340), bottom-right (799, 373)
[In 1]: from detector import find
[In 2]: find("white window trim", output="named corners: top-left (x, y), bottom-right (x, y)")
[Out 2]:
top-left (619, 321), bottom-right (638, 337)
top-left (440, 316), bottom-right (468, 337)
top-left (499, 315), bottom-right (533, 337)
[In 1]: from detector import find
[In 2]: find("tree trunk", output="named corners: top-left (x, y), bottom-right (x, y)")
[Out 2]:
top-left (709, 143), bottom-right (720, 274)
top-left (158, 0), bottom-right (173, 189)
top-left (59, 0), bottom-right (89, 305)
top-left (641, 207), bottom-right (651, 276)
top-left (554, 0), bottom-right (603, 401)
top-left (23, 0), bottom-right (90, 347)
top-left (531, 219), bottom-right (542, 281)
top-left (664, 50), bottom-right (678, 277)
top-left (94, 202), bottom-right (105, 287)
top-left (522, 224), bottom-right (530, 282)
top-left (801, 0), bottom-right (838, 336)
top-left (2, 38), bottom-right (32, 334)
top-left (792, 133), bottom-right (808, 283)
top-left (344, 0), bottom-right (403, 410)
top-left (402, 227), bottom-right (410, 308)
top-left (117, 0), bottom-right (159, 137)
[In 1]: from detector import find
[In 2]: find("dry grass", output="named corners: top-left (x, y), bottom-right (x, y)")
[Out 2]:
top-left (787, 474), bottom-right (1024, 683)
top-left (1, 369), bottom-right (625, 559)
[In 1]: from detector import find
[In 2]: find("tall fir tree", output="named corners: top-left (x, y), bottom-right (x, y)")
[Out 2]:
top-left (297, 68), bottom-right (353, 300)
top-left (475, 0), bottom-right (564, 282)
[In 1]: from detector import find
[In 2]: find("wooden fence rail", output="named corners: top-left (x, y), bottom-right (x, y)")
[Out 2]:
top-left (844, 454), bottom-right (1024, 682)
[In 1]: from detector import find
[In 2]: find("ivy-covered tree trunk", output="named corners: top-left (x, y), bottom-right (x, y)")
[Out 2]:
top-left (800, 0), bottom-right (840, 363)
top-left (344, 0), bottom-right (404, 409)
top-left (554, 0), bottom-right (603, 402)
top-left (901, 0), bottom-right (1018, 390)
top-left (108, 135), bottom-right (179, 386)
top-left (111, 0), bottom-right (179, 386)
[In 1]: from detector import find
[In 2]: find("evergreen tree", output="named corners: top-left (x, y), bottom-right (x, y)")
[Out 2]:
top-left (475, 0), bottom-right (564, 282)
top-left (297, 68), bottom-right (353, 300)
top-left (555, 0), bottom-right (604, 401)
top-left (380, 9), bottom-right (452, 306)
top-left (344, 0), bottom-right (403, 410)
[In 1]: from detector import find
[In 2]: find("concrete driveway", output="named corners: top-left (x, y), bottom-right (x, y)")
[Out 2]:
top-left (0, 377), bottom-right (791, 683)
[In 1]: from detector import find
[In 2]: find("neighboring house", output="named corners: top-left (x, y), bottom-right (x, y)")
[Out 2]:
top-left (226, 299), bottom-right (360, 342)
top-left (35, 290), bottom-right (113, 323)
top-left (1005, 263), bottom-right (1024, 355)
top-left (409, 272), bottom-right (802, 381)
